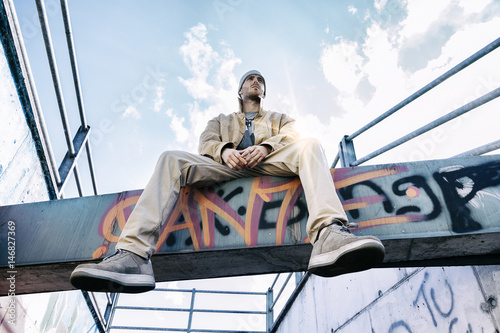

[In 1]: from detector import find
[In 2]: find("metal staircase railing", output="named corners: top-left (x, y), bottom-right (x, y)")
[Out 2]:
top-left (334, 36), bottom-right (500, 168)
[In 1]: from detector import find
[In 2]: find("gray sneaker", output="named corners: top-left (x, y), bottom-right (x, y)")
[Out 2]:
top-left (308, 224), bottom-right (385, 277)
top-left (70, 249), bottom-right (156, 293)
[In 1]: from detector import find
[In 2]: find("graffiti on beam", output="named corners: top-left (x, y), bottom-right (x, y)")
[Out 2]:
top-left (333, 160), bottom-right (500, 235)
top-left (93, 177), bottom-right (306, 258)
top-left (92, 159), bottom-right (500, 258)
top-left (433, 161), bottom-right (500, 232)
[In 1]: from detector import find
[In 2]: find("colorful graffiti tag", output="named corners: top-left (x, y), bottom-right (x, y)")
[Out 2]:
top-left (94, 177), bottom-right (306, 258)
top-left (92, 158), bottom-right (500, 258)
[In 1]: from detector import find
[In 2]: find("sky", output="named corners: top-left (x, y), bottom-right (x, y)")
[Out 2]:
top-left (8, 0), bottom-right (500, 331)
top-left (11, 0), bottom-right (500, 198)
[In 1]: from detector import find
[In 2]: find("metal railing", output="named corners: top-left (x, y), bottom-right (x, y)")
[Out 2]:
top-left (334, 36), bottom-right (500, 168)
top-left (34, 0), bottom-right (98, 197)
top-left (105, 273), bottom-right (305, 333)
top-left (2, 0), bottom-right (100, 198)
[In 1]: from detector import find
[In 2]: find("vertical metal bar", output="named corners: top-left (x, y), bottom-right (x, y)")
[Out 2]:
top-left (339, 135), bottom-right (357, 167)
top-left (294, 272), bottom-right (303, 287)
top-left (266, 287), bottom-right (273, 332)
top-left (85, 141), bottom-right (99, 195)
top-left (35, 0), bottom-right (75, 156)
top-left (73, 164), bottom-right (83, 196)
top-left (105, 293), bottom-right (120, 332)
top-left (187, 288), bottom-right (196, 333)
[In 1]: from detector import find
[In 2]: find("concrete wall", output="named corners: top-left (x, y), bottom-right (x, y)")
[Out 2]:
top-left (0, 39), bottom-right (49, 206)
top-left (273, 266), bottom-right (500, 332)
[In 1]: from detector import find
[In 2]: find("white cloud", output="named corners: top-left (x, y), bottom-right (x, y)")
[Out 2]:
top-left (348, 6), bottom-right (357, 14)
top-left (458, 0), bottom-right (492, 14)
top-left (175, 23), bottom-right (242, 152)
top-left (374, 0), bottom-right (388, 12)
top-left (320, 38), bottom-right (364, 94)
top-left (153, 84), bottom-right (165, 112)
top-left (122, 105), bottom-right (141, 120)
top-left (170, 114), bottom-right (189, 143)
top-left (400, 0), bottom-right (451, 38)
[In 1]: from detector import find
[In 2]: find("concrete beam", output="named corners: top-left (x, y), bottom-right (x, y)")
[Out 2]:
top-left (1, 155), bottom-right (500, 295)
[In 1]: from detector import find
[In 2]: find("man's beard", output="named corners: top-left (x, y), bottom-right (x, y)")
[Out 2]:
top-left (247, 93), bottom-right (262, 103)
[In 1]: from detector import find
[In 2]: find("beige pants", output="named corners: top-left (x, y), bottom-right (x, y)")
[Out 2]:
top-left (117, 138), bottom-right (348, 258)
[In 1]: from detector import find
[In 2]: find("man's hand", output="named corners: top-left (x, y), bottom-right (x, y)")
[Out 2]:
top-left (222, 148), bottom-right (248, 170)
top-left (241, 145), bottom-right (271, 168)
top-left (222, 145), bottom-right (271, 170)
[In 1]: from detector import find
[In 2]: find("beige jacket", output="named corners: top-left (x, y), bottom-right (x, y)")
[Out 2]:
top-left (198, 109), bottom-right (299, 164)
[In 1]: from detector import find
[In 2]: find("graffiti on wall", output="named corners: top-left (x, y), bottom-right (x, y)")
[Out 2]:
top-left (371, 268), bottom-right (497, 333)
top-left (92, 159), bottom-right (500, 258)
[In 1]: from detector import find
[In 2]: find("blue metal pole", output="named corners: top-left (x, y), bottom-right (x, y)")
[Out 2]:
top-left (187, 288), bottom-right (196, 333)
top-left (453, 139), bottom-right (500, 157)
top-left (266, 287), bottom-right (273, 333)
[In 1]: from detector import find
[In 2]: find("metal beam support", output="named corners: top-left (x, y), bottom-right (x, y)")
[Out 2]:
top-left (2, 155), bottom-right (500, 295)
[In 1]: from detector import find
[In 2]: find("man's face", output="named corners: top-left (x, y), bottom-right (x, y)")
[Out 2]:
top-left (239, 74), bottom-right (265, 100)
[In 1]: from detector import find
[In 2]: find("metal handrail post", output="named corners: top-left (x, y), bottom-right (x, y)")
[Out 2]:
top-left (266, 287), bottom-right (273, 333)
top-left (105, 293), bottom-right (120, 333)
top-left (339, 135), bottom-right (357, 167)
top-left (187, 288), bottom-right (196, 333)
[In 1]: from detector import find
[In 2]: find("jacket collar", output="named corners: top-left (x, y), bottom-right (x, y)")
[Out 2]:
top-left (238, 106), bottom-right (265, 117)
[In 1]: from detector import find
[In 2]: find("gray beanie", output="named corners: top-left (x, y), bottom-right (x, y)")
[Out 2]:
top-left (238, 70), bottom-right (266, 99)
